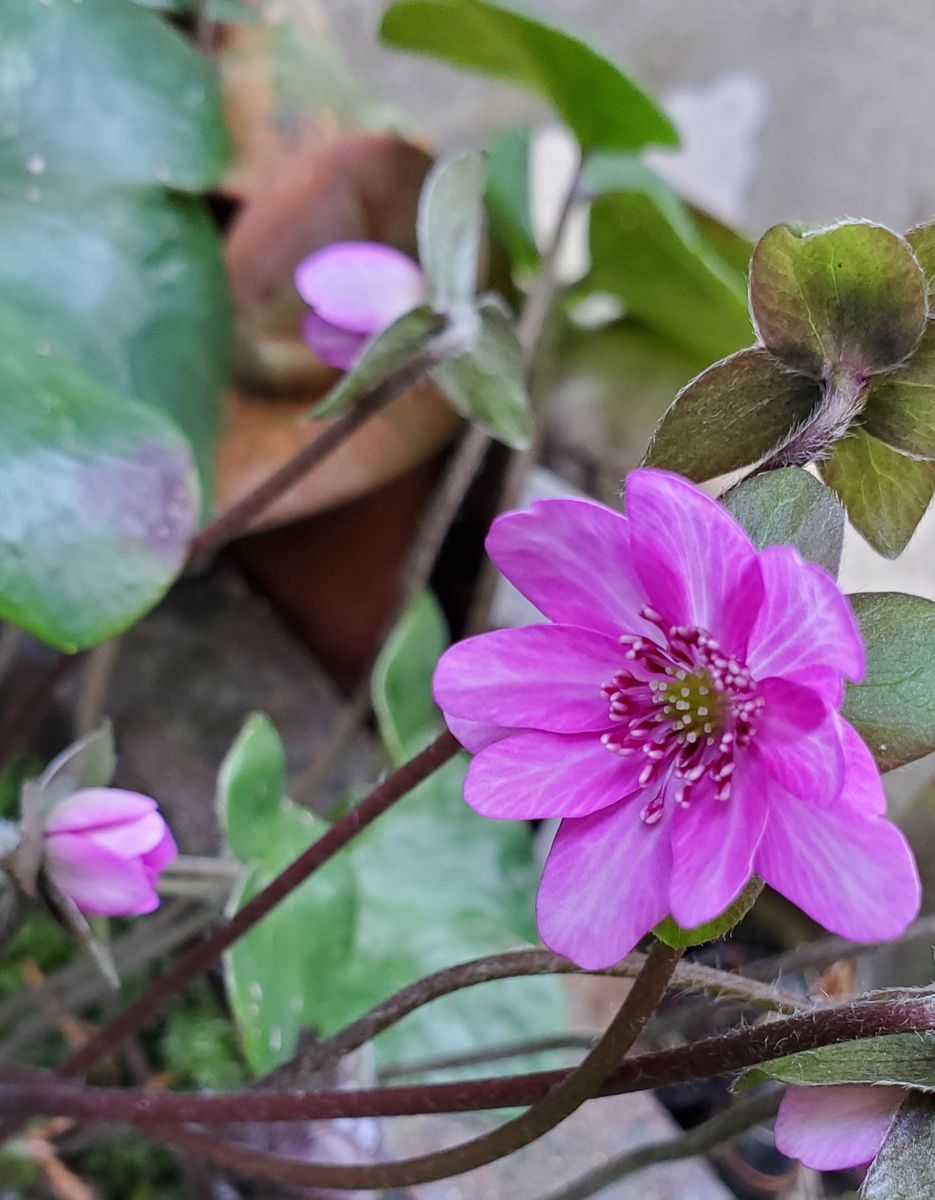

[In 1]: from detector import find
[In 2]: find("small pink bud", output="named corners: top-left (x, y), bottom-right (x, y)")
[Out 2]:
top-left (42, 788), bottom-right (177, 917)
top-left (294, 241), bottom-right (425, 370)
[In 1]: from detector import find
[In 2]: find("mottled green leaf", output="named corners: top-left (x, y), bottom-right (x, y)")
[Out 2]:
top-left (645, 348), bottom-right (817, 480)
top-left (372, 592), bottom-right (447, 766)
top-left (723, 468), bottom-right (846, 576)
top-left (380, 0), bottom-right (677, 154)
top-left (0, 190), bottom-right (231, 499)
top-left (864, 323), bottom-right (935, 458)
top-left (906, 221), bottom-right (935, 307)
top-left (655, 877), bottom-right (763, 950)
top-left (749, 222), bottom-right (927, 377)
top-left (0, 304), bottom-right (198, 652)
top-left (311, 306), bottom-right (448, 419)
top-left (487, 126), bottom-right (539, 273)
top-left (586, 160), bottom-right (753, 362)
top-left (843, 592), bottom-right (935, 771)
top-left (433, 302), bottom-right (532, 448)
top-left (418, 151), bottom-right (486, 310)
top-left (863, 1093), bottom-right (935, 1200)
top-left (0, 0), bottom-right (229, 193)
top-left (749, 1032), bottom-right (935, 1091)
top-left (820, 429), bottom-right (935, 558)
top-left (217, 714), bottom-right (287, 865)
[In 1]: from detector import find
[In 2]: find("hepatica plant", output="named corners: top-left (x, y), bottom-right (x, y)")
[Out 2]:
top-left (434, 470), bottom-right (920, 968)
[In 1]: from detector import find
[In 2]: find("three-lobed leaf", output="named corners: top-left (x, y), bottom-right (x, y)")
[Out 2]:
top-left (0, 304), bottom-right (198, 652)
top-left (843, 592), bottom-right (935, 771)
top-left (749, 222), bottom-right (927, 378)
top-left (381, 0), bottom-right (677, 155)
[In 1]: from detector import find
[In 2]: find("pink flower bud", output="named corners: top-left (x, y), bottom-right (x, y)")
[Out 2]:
top-left (294, 241), bottom-right (425, 370)
top-left (42, 788), bottom-right (177, 917)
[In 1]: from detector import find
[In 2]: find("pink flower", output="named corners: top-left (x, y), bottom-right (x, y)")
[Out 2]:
top-left (295, 241), bottom-right (425, 370)
top-left (775, 1084), bottom-right (905, 1170)
top-left (433, 468), bottom-right (920, 969)
top-left (42, 788), bottom-right (177, 917)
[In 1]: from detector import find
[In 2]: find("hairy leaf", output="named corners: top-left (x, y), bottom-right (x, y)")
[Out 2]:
top-left (864, 323), bottom-right (935, 458)
top-left (749, 1032), bottom-right (935, 1091)
top-left (863, 1093), bottom-right (935, 1200)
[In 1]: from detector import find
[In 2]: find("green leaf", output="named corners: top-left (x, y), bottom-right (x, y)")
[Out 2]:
top-left (723, 467), bottom-right (846, 577)
top-left (372, 592), bottom-right (447, 766)
top-left (0, 0), bottom-right (229, 193)
top-left (486, 127), bottom-right (539, 273)
top-left (748, 1031), bottom-right (935, 1091)
top-left (819, 429), bottom-right (935, 558)
top-left (749, 222), bottom-right (927, 378)
top-left (585, 160), bottom-right (753, 362)
top-left (654, 877), bottom-right (763, 950)
top-left (217, 714), bottom-right (287, 864)
top-left (906, 221), bottom-right (935, 307)
top-left (220, 714), bottom-right (357, 1074)
top-left (310, 306), bottom-right (449, 419)
top-left (644, 348), bottom-right (817, 481)
top-left (418, 151), bottom-right (486, 310)
top-left (863, 1093), bottom-right (935, 1200)
top-left (433, 302), bottom-right (532, 448)
top-left (864, 323), bottom-right (935, 458)
top-left (380, 0), bottom-right (677, 154)
top-left (224, 805), bottom-right (357, 1074)
top-left (0, 190), bottom-right (231, 503)
top-left (0, 304), bottom-right (198, 652)
top-left (843, 592), bottom-right (935, 771)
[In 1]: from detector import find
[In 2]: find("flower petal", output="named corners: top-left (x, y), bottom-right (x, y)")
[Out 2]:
top-left (754, 678), bottom-right (845, 807)
top-left (836, 716), bottom-right (886, 816)
top-left (294, 242), bottom-right (424, 334)
top-left (624, 469), bottom-right (762, 656)
top-left (87, 811), bottom-right (168, 859)
top-left (536, 796), bottom-right (672, 969)
top-left (465, 731), bottom-right (646, 821)
top-left (445, 715), bottom-right (511, 754)
top-left (44, 833), bottom-right (159, 917)
top-left (669, 754), bottom-right (769, 928)
top-left (756, 788), bottom-right (920, 941)
top-left (485, 499), bottom-right (654, 638)
top-left (775, 1084), bottom-right (903, 1171)
top-left (301, 312), bottom-right (367, 370)
top-left (433, 625), bottom-right (623, 733)
top-left (747, 545), bottom-right (864, 683)
top-left (142, 826), bottom-right (178, 881)
top-left (44, 788), bottom-right (156, 835)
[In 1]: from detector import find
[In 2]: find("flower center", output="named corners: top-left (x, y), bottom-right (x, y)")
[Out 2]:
top-left (599, 607), bottom-right (763, 825)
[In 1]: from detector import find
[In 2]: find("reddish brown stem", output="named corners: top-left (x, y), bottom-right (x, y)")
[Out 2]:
top-left (59, 731), bottom-right (459, 1078)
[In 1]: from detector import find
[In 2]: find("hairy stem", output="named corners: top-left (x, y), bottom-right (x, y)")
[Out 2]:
top-left (749, 370), bottom-right (869, 476)
top-left (540, 1086), bottom-right (784, 1200)
top-left (3, 997), bottom-right (931, 1127)
top-left (161, 941), bottom-right (684, 1189)
top-left (58, 732), bottom-right (459, 1078)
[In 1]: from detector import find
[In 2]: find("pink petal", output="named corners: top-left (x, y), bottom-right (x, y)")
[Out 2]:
top-left (294, 242), bottom-right (424, 334)
top-left (836, 717), bottom-right (886, 816)
top-left (433, 625), bottom-right (624, 733)
top-left (43, 788), bottom-right (156, 835)
top-left (624, 469), bottom-right (762, 657)
top-left (668, 754), bottom-right (769, 929)
top-left (87, 811), bottom-right (168, 859)
top-left (142, 826), bottom-right (178, 882)
top-left (754, 678), bottom-right (845, 808)
top-left (536, 796), bottom-right (672, 969)
top-left (465, 730), bottom-right (646, 821)
top-left (44, 833), bottom-right (159, 917)
top-left (485, 499), bottom-right (655, 638)
top-left (445, 715), bottom-right (512, 754)
top-left (756, 788), bottom-right (920, 941)
top-left (301, 312), bottom-right (368, 370)
top-left (776, 1084), bottom-right (903, 1171)
top-left (746, 545), bottom-right (865, 683)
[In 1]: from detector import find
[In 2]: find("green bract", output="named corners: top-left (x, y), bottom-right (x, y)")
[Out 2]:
top-left (863, 1094), bottom-right (935, 1200)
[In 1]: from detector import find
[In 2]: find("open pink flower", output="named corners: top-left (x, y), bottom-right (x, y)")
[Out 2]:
top-left (776, 1084), bottom-right (905, 1170)
top-left (433, 468), bottom-right (920, 969)
top-left (295, 241), bottom-right (425, 370)
top-left (42, 788), bottom-right (177, 917)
